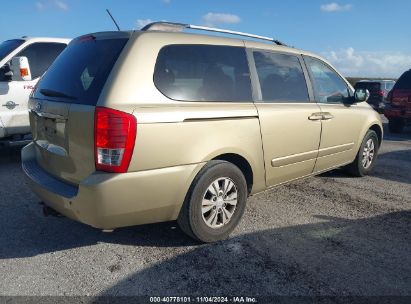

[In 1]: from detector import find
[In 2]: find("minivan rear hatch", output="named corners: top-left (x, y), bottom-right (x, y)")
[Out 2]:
top-left (29, 32), bottom-right (130, 184)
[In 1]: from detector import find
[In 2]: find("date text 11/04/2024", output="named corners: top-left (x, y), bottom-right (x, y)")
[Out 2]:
top-left (149, 296), bottom-right (257, 303)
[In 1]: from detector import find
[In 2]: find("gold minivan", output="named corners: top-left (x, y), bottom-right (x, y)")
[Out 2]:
top-left (22, 22), bottom-right (383, 242)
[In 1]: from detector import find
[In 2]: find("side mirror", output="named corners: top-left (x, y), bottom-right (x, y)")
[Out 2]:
top-left (354, 88), bottom-right (370, 103)
top-left (10, 56), bottom-right (32, 81)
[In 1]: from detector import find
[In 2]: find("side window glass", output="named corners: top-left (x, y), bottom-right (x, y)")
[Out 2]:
top-left (305, 56), bottom-right (349, 103)
top-left (0, 39), bottom-right (25, 82)
top-left (0, 65), bottom-right (10, 82)
top-left (253, 51), bottom-right (309, 102)
top-left (16, 43), bottom-right (66, 79)
top-left (154, 45), bottom-right (252, 102)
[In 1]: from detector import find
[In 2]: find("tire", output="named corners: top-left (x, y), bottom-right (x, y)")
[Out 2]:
top-left (177, 160), bottom-right (248, 243)
top-left (345, 130), bottom-right (379, 177)
top-left (388, 118), bottom-right (404, 133)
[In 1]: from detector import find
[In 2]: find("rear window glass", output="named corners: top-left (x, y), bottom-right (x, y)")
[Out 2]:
top-left (354, 82), bottom-right (380, 90)
top-left (0, 39), bottom-right (24, 61)
top-left (394, 71), bottom-right (411, 90)
top-left (34, 37), bottom-right (128, 105)
top-left (154, 45), bottom-right (252, 102)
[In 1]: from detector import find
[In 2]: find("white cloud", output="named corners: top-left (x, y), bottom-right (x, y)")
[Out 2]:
top-left (35, 0), bottom-right (68, 11)
top-left (202, 13), bottom-right (241, 27)
top-left (137, 19), bottom-right (154, 29)
top-left (55, 0), bottom-right (68, 10)
top-left (322, 47), bottom-right (411, 78)
top-left (320, 2), bottom-right (352, 12)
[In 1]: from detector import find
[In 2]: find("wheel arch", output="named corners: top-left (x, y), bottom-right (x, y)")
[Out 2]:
top-left (212, 153), bottom-right (254, 195)
top-left (369, 124), bottom-right (383, 147)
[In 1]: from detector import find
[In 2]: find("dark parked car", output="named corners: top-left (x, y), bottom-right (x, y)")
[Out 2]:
top-left (354, 80), bottom-right (395, 113)
top-left (384, 70), bottom-right (411, 133)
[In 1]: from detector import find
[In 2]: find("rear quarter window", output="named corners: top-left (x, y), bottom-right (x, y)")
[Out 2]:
top-left (154, 44), bottom-right (252, 102)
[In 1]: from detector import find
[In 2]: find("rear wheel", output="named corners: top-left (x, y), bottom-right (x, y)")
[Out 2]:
top-left (345, 130), bottom-right (379, 177)
top-left (388, 118), bottom-right (405, 133)
top-left (177, 160), bottom-right (247, 243)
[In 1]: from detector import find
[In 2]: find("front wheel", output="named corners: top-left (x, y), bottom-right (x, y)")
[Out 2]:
top-left (344, 130), bottom-right (379, 177)
top-left (177, 160), bottom-right (248, 243)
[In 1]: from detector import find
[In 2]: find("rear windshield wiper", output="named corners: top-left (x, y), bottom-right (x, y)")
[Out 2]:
top-left (40, 88), bottom-right (77, 100)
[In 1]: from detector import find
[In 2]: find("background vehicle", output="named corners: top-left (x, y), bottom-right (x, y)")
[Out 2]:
top-left (384, 70), bottom-right (411, 133)
top-left (0, 37), bottom-right (69, 143)
top-left (354, 80), bottom-right (396, 113)
top-left (22, 22), bottom-right (383, 242)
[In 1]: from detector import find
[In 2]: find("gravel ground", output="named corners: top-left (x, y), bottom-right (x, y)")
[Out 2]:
top-left (0, 122), bottom-right (410, 298)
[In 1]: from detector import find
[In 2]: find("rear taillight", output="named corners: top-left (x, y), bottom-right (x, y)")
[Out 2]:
top-left (94, 107), bottom-right (137, 173)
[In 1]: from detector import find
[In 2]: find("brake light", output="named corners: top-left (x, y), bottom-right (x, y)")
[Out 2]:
top-left (78, 35), bottom-right (96, 43)
top-left (94, 107), bottom-right (137, 173)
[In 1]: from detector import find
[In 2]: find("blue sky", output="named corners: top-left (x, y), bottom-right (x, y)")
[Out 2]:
top-left (1, 0), bottom-right (410, 77)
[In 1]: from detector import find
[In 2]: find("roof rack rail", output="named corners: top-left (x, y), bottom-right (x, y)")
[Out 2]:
top-left (141, 21), bottom-right (287, 46)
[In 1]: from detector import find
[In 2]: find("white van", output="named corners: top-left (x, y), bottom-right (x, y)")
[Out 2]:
top-left (0, 37), bottom-right (69, 141)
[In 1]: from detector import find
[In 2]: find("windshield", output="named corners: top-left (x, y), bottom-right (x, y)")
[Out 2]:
top-left (33, 37), bottom-right (128, 105)
top-left (0, 39), bottom-right (24, 61)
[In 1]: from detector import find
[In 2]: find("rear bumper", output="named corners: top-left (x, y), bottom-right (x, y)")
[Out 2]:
top-left (22, 142), bottom-right (204, 229)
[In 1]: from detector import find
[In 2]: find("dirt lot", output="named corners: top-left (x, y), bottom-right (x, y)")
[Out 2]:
top-left (0, 123), bottom-right (410, 298)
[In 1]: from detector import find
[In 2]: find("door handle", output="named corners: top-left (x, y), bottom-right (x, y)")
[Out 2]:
top-left (308, 112), bottom-right (334, 121)
top-left (321, 112), bottom-right (334, 120)
top-left (308, 113), bottom-right (323, 121)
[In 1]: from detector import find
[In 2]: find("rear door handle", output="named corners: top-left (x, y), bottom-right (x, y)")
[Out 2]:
top-left (308, 113), bottom-right (323, 121)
